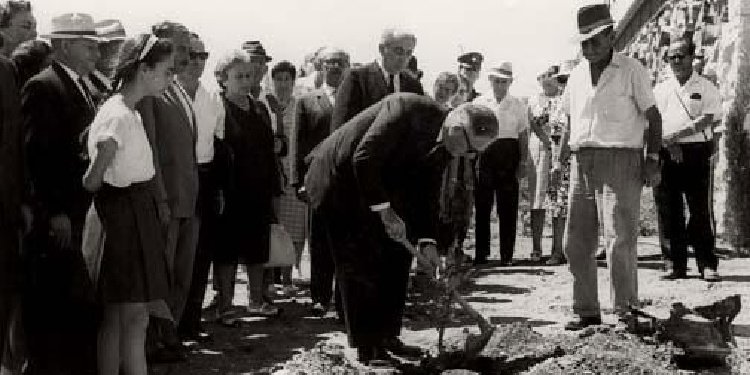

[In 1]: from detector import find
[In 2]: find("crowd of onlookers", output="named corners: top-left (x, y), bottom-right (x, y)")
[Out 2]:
top-left (0, 1), bottom-right (728, 373)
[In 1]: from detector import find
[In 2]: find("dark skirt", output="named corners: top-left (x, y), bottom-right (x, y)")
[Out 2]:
top-left (95, 181), bottom-right (169, 304)
top-left (215, 203), bottom-right (271, 265)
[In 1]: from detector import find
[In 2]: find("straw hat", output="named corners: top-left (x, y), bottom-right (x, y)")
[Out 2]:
top-left (42, 13), bottom-right (100, 41)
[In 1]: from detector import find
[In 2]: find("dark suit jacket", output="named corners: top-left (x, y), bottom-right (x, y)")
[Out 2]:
top-left (137, 83), bottom-right (199, 219)
top-left (0, 56), bottom-right (23, 230)
top-left (305, 93), bottom-right (447, 241)
top-left (23, 61), bottom-right (95, 228)
top-left (330, 61), bottom-right (424, 130)
top-left (292, 88), bottom-right (334, 187)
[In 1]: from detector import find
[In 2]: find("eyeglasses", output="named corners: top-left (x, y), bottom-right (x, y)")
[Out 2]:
top-left (189, 51), bottom-right (209, 60)
top-left (386, 45), bottom-right (414, 57)
top-left (666, 54), bottom-right (687, 62)
top-left (323, 58), bottom-right (349, 67)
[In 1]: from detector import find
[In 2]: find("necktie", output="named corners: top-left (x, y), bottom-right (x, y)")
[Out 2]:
top-left (78, 77), bottom-right (95, 109)
top-left (388, 74), bottom-right (395, 93)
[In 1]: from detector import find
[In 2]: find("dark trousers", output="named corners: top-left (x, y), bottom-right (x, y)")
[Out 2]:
top-left (474, 138), bottom-right (521, 262)
top-left (655, 142), bottom-right (717, 272)
top-left (309, 208), bottom-right (340, 308)
top-left (180, 164), bottom-right (220, 332)
top-left (0, 226), bottom-right (22, 372)
top-left (23, 221), bottom-right (98, 375)
top-left (320, 198), bottom-right (412, 348)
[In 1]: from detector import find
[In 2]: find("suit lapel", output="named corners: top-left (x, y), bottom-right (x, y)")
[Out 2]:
top-left (165, 84), bottom-right (195, 136)
top-left (367, 62), bottom-right (389, 99)
top-left (51, 62), bottom-right (93, 117)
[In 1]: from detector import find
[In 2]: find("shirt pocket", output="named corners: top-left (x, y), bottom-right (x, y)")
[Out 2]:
top-left (597, 85), bottom-right (633, 124)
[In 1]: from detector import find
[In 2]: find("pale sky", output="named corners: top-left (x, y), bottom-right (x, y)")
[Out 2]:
top-left (31, 0), bottom-right (616, 97)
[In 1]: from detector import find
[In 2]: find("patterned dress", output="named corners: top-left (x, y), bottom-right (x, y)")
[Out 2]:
top-left (263, 94), bottom-right (308, 244)
top-left (546, 98), bottom-right (570, 219)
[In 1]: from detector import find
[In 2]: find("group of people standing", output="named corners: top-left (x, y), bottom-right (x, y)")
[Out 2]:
top-left (0, 1), bottom-right (726, 373)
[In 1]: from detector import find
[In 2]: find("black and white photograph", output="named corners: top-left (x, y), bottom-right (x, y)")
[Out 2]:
top-left (1, 0), bottom-right (750, 373)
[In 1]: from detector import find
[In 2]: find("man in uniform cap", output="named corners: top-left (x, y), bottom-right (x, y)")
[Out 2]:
top-left (454, 51), bottom-right (483, 105)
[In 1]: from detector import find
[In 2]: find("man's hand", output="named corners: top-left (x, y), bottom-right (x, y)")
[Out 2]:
top-left (49, 214), bottom-right (72, 248)
top-left (21, 204), bottom-right (33, 235)
top-left (643, 158), bottom-right (662, 187)
top-left (420, 242), bottom-right (440, 269)
top-left (295, 186), bottom-right (309, 203)
top-left (378, 206), bottom-right (406, 242)
top-left (666, 144), bottom-right (683, 163)
top-left (156, 201), bottom-right (171, 226)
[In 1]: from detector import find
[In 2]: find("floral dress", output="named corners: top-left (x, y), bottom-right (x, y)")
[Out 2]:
top-left (546, 99), bottom-right (570, 219)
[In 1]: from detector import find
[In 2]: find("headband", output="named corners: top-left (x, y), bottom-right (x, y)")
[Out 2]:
top-left (138, 34), bottom-right (158, 61)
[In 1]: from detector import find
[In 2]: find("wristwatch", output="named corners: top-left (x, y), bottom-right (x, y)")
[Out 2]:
top-left (646, 152), bottom-right (660, 162)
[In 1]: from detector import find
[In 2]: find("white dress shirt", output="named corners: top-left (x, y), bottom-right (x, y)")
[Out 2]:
top-left (654, 72), bottom-right (721, 143)
top-left (561, 53), bottom-right (657, 150)
top-left (472, 94), bottom-right (529, 139)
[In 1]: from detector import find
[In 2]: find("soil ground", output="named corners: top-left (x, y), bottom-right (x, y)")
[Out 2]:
top-left (150, 228), bottom-right (750, 375)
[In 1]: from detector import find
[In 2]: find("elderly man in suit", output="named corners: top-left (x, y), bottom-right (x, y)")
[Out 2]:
top-left (136, 21), bottom-right (199, 362)
top-left (329, 28), bottom-right (424, 129)
top-left (293, 47), bottom-right (349, 316)
top-left (22, 12), bottom-right (100, 375)
top-left (304, 93), bottom-right (498, 366)
top-left (0, 52), bottom-right (23, 375)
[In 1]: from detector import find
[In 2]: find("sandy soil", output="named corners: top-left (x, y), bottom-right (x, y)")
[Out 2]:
top-left (150, 233), bottom-right (750, 374)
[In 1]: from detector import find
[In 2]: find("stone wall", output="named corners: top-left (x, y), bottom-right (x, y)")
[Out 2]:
top-left (616, 0), bottom-right (750, 251)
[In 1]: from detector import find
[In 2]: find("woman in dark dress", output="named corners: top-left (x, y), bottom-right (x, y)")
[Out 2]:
top-left (213, 50), bottom-right (282, 318)
top-left (82, 34), bottom-right (173, 375)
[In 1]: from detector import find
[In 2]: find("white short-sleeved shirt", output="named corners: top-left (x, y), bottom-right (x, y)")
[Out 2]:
top-left (473, 94), bottom-right (529, 139)
top-left (193, 83), bottom-right (225, 164)
top-left (561, 53), bottom-right (657, 150)
top-left (87, 94), bottom-right (155, 187)
top-left (654, 72), bottom-right (721, 143)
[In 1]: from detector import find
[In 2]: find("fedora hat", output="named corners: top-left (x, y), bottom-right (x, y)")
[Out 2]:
top-left (95, 19), bottom-right (126, 42)
top-left (487, 61), bottom-right (513, 79)
top-left (576, 4), bottom-right (614, 42)
top-left (242, 40), bottom-right (272, 62)
top-left (42, 13), bottom-right (100, 41)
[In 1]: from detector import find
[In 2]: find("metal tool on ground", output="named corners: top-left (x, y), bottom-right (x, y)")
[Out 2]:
top-left (395, 237), bottom-right (495, 358)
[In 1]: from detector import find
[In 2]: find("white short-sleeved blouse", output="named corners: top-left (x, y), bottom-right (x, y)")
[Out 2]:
top-left (87, 94), bottom-right (155, 187)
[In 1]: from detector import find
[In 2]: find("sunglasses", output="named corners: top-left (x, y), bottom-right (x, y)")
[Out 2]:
top-left (190, 51), bottom-right (209, 60)
top-left (323, 58), bottom-right (349, 67)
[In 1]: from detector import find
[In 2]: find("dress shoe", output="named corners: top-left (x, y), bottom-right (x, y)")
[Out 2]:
top-left (546, 254), bottom-right (566, 266)
top-left (147, 345), bottom-right (187, 364)
top-left (473, 257), bottom-right (488, 266)
top-left (311, 302), bottom-right (327, 316)
top-left (180, 328), bottom-right (214, 343)
top-left (357, 346), bottom-right (395, 367)
top-left (381, 337), bottom-right (423, 357)
top-left (702, 268), bottom-right (721, 282)
top-left (660, 270), bottom-right (687, 280)
top-left (564, 315), bottom-right (602, 331)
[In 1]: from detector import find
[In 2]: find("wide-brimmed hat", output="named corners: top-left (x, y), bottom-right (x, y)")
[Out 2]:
top-left (95, 19), bottom-right (126, 42)
top-left (537, 65), bottom-right (560, 80)
top-left (487, 61), bottom-right (513, 79)
top-left (242, 40), bottom-right (272, 62)
top-left (576, 4), bottom-right (614, 42)
top-left (42, 13), bottom-right (100, 41)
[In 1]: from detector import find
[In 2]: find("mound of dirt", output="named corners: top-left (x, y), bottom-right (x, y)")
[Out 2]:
top-left (269, 342), bottom-right (358, 375)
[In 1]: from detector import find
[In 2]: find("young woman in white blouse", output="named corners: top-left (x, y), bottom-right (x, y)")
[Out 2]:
top-left (82, 33), bottom-right (174, 375)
